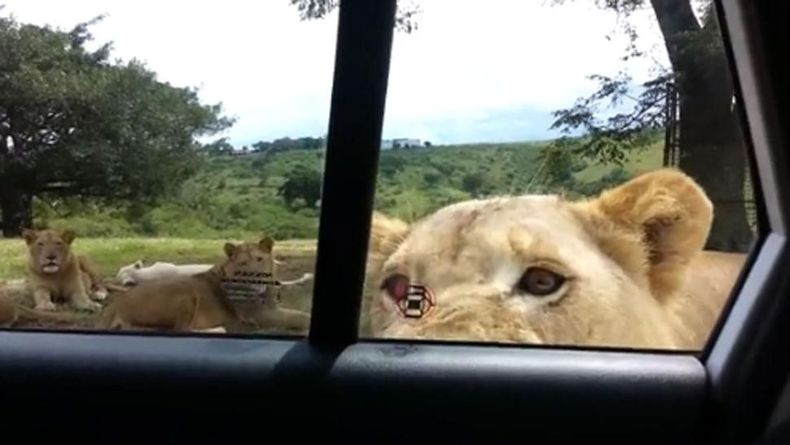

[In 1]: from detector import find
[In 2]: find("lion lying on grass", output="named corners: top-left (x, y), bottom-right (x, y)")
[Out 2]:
top-left (116, 259), bottom-right (311, 287)
top-left (0, 292), bottom-right (91, 328)
top-left (99, 237), bottom-right (311, 333)
top-left (115, 261), bottom-right (214, 286)
top-left (23, 229), bottom-right (110, 312)
top-left (366, 168), bottom-right (747, 350)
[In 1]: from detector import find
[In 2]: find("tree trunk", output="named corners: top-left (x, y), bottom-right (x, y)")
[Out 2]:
top-left (0, 192), bottom-right (33, 238)
top-left (651, 0), bottom-right (753, 252)
top-left (678, 84), bottom-right (753, 252)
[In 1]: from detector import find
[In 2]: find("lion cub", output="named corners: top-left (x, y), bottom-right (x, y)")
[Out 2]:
top-left (23, 229), bottom-right (108, 312)
top-left (99, 237), bottom-right (311, 333)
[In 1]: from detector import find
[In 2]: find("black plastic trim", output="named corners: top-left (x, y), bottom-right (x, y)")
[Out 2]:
top-left (309, 0), bottom-right (396, 348)
top-left (0, 330), bottom-right (707, 443)
top-left (706, 1), bottom-right (790, 444)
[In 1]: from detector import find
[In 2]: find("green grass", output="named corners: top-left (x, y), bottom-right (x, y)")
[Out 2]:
top-left (0, 237), bottom-right (316, 280)
top-left (574, 141), bottom-right (664, 183)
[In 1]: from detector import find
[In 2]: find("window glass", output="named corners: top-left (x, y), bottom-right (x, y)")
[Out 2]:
top-left (0, 1), bottom-right (335, 336)
top-left (362, 0), bottom-right (760, 351)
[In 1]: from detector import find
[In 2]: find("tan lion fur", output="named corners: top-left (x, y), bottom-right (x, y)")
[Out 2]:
top-left (365, 168), bottom-right (747, 350)
top-left (23, 229), bottom-right (109, 312)
top-left (0, 295), bottom-right (93, 328)
top-left (98, 237), bottom-right (311, 333)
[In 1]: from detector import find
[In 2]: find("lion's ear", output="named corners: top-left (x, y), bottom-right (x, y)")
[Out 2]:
top-left (581, 168), bottom-right (714, 299)
top-left (61, 230), bottom-right (76, 245)
top-left (224, 243), bottom-right (237, 258)
top-left (134, 260), bottom-right (144, 269)
top-left (22, 229), bottom-right (37, 245)
top-left (367, 212), bottom-right (410, 274)
top-left (259, 236), bottom-right (274, 253)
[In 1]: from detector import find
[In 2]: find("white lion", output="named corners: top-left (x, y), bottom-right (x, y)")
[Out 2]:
top-left (116, 261), bottom-right (214, 286)
top-left (117, 259), bottom-right (297, 287)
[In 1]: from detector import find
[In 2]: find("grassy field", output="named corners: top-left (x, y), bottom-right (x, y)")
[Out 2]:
top-left (0, 237), bottom-right (316, 280)
top-left (573, 140), bottom-right (663, 183)
top-left (30, 134), bottom-right (665, 241)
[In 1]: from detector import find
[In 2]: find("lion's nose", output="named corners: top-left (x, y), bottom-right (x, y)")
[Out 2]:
top-left (46, 254), bottom-right (57, 261)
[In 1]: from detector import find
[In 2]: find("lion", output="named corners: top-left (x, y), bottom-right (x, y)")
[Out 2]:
top-left (115, 259), bottom-right (309, 287)
top-left (115, 260), bottom-right (214, 286)
top-left (0, 295), bottom-right (92, 328)
top-left (365, 168), bottom-right (748, 350)
top-left (23, 229), bottom-right (110, 312)
top-left (98, 236), bottom-right (311, 333)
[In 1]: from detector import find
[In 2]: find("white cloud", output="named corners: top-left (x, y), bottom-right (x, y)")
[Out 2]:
top-left (382, 1), bottom-right (668, 143)
top-left (2, 0), bottom-right (669, 145)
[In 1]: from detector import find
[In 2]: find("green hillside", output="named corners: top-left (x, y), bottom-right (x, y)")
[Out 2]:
top-left (32, 136), bottom-right (665, 240)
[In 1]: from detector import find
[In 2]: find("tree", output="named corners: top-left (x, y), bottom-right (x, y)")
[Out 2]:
top-left (461, 173), bottom-right (485, 198)
top-left (531, 138), bottom-right (586, 191)
top-left (550, 0), bottom-right (752, 251)
top-left (0, 14), bottom-right (233, 236)
top-left (252, 140), bottom-right (271, 152)
top-left (423, 170), bottom-right (441, 186)
top-left (278, 165), bottom-right (322, 208)
top-left (378, 153), bottom-right (406, 177)
top-left (289, 0), bottom-right (422, 33)
top-left (251, 136), bottom-right (324, 153)
top-left (204, 138), bottom-right (235, 156)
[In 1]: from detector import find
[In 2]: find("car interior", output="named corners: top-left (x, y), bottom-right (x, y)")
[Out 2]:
top-left (1, 0), bottom-right (789, 443)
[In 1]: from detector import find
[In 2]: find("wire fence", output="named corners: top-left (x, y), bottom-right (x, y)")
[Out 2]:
top-left (663, 81), bottom-right (757, 235)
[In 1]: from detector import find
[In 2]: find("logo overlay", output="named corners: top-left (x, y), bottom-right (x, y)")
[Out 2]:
top-left (220, 271), bottom-right (281, 303)
top-left (397, 283), bottom-right (436, 319)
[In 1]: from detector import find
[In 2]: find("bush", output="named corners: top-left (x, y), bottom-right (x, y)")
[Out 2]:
top-left (45, 215), bottom-right (136, 238)
top-left (278, 164), bottom-right (322, 208)
top-left (461, 173), bottom-right (485, 197)
top-left (423, 171), bottom-right (442, 186)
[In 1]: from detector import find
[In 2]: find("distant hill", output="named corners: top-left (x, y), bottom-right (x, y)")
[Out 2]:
top-left (32, 136), bottom-right (664, 240)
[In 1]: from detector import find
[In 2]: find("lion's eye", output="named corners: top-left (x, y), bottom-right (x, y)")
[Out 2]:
top-left (516, 267), bottom-right (566, 297)
top-left (256, 256), bottom-right (263, 262)
top-left (381, 273), bottom-right (410, 301)
top-left (36, 242), bottom-right (44, 247)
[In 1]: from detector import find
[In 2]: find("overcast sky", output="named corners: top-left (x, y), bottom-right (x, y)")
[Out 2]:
top-left (2, 0), bottom-right (668, 146)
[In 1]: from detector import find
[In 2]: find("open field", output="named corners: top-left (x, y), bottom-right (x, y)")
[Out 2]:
top-left (31, 136), bottom-right (666, 241)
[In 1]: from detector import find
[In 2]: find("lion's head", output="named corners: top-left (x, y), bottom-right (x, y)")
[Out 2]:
top-left (23, 229), bottom-right (77, 275)
top-left (366, 169), bottom-right (715, 349)
top-left (116, 260), bottom-right (144, 286)
top-left (220, 237), bottom-right (276, 277)
top-left (219, 237), bottom-right (279, 302)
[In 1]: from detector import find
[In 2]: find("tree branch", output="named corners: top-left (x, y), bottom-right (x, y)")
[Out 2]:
top-left (289, 0), bottom-right (422, 33)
